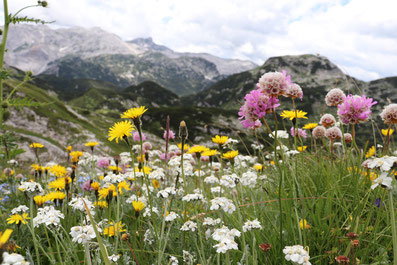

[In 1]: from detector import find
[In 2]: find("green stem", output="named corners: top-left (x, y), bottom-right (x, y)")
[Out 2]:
top-left (389, 191), bottom-right (397, 265)
top-left (29, 196), bottom-right (41, 265)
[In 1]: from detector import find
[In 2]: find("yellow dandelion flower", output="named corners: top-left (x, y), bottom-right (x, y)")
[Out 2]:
top-left (135, 166), bottom-right (152, 174)
top-left (152, 179), bottom-right (160, 189)
top-left (0, 229), bottom-right (13, 247)
top-left (299, 219), bottom-right (311, 229)
top-left (108, 165), bottom-right (121, 172)
top-left (132, 201), bottom-right (145, 212)
top-left (297, 146), bottom-right (307, 152)
top-left (98, 188), bottom-right (110, 200)
top-left (187, 145), bottom-right (209, 154)
top-left (382, 128), bottom-right (394, 136)
top-left (70, 151), bottom-right (84, 162)
top-left (49, 164), bottom-right (67, 178)
top-left (31, 164), bottom-right (43, 172)
top-left (177, 143), bottom-right (190, 151)
top-left (66, 145), bottom-right (72, 152)
top-left (85, 142), bottom-right (99, 147)
top-left (117, 181), bottom-right (130, 194)
top-left (303, 123), bottom-right (318, 130)
top-left (30, 142), bottom-right (44, 149)
top-left (253, 164), bottom-right (263, 171)
top-left (280, 110), bottom-right (308, 120)
top-left (201, 149), bottom-right (219, 157)
top-left (48, 178), bottom-right (66, 191)
top-left (95, 200), bottom-right (108, 209)
top-left (212, 135), bottom-right (229, 145)
top-left (222, 150), bottom-right (239, 160)
top-left (34, 195), bottom-right (48, 207)
top-left (91, 181), bottom-right (100, 191)
top-left (108, 120), bottom-right (135, 143)
top-left (47, 191), bottom-right (66, 201)
top-left (270, 161), bottom-right (275, 165)
top-left (7, 213), bottom-right (30, 225)
top-left (103, 221), bottom-right (126, 237)
top-left (365, 146), bottom-right (375, 158)
top-left (121, 106), bottom-right (148, 120)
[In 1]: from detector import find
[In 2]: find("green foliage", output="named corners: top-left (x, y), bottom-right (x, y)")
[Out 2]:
top-left (9, 15), bottom-right (49, 25)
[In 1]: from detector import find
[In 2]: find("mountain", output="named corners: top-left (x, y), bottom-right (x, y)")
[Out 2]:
top-left (5, 24), bottom-right (257, 95)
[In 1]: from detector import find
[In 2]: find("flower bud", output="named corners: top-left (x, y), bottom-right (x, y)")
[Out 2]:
top-left (121, 233), bottom-right (130, 241)
top-left (179, 121), bottom-right (188, 140)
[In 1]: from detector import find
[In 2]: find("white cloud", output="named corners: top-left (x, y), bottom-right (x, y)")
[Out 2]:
top-left (1, 0), bottom-right (397, 81)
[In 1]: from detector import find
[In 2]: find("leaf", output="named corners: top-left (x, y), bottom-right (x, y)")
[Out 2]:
top-left (9, 15), bottom-right (53, 25)
top-left (8, 98), bottom-right (50, 109)
top-left (0, 70), bottom-right (9, 80)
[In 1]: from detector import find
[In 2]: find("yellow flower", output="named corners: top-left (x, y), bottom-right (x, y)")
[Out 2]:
top-left (222, 150), bottom-right (239, 160)
top-left (70, 151), bottom-right (84, 162)
top-left (34, 195), bottom-right (48, 207)
top-left (365, 146), bottom-right (375, 158)
top-left (30, 142), bottom-right (44, 148)
top-left (0, 229), bottom-right (13, 247)
top-left (280, 110), bottom-right (308, 120)
top-left (121, 106), bottom-right (148, 120)
top-left (66, 145), bottom-right (72, 152)
top-left (7, 213), bottom-right (30, 225)
top-left (152, 179), bottom-right (160, 189)
top-left (212, 135), bottom-right (229, 145)
top-left (108, 165), bottom-right (121, 172)
top-left (47, 191), bottom-right (66, 201)
top-left (49, 164), bottom-right (67, 178)
top-left (177, 143), bottom-right (190, 151)
top-left (31, 164), bottom-right (43, 172)
top-left (135, 166), bottom-right (152, 174)
top-left (297, 146), bottom-right (307, 152)
top-left (117, 181), bottom-right (130, 194)
top-left (91, 181), bottom-right (100, 191)
top-left (98, 188), bottom-right (110, 200)
top-left (132, 201), bottom-right (145, 212)
top-left (95, 200), bottom-right (108, 209)
top-left (201, 149), bottom-right (219, 157)
top-left (85, 142), bottom-right (99, 147)
top-left (253, 164), bottom-right (263, 171)
top-left (303, 123), bottom-right (318, 130)
top-left (48, 178), bottom-right (66, 191)
top-left (382, 128), bottom-right (394, 136)
top-left (187, 145), bottom-right (209, 154)
top-left (108, 120), bottom-right (135, 143)
top-left (299, 219), bottom-right (311, 229)
top-left (103, 221), bottom-right (126, 237)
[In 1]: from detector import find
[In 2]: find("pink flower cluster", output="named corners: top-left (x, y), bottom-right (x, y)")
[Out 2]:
top-left (290, 127), bottom-right (307, 138)
top-left (238, 89), bottom-right (280, 128)
top-left (163, 129), bottom-right (176, 140)
top-left (133, 132), bottom-right (146, 142)
top-left (337, 95), bottom-right (377, 124)
top-left (258, 71), bottom-right (291, 97)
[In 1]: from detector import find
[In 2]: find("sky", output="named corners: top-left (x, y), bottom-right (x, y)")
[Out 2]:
top-left (1, 0), bottom-right (397, 81)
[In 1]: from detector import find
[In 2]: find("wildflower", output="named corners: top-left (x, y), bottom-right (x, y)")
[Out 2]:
top-left (7, 213), bottom-right (30, 225)
top-left (344, 133), bottom-right (353, 144)
top-left (371, 172), bottom-right (393, 190)
top-left (290, 128), bottom-right (307, 139)
top-left (258, 71), bottom-right (290, 97)
top-left (212, 135), bottom-right (229, 145)
top-left (187, 145), bottom-right (208, 154)
top-left (269, 130), bottom-right (289, 139)
top-left (242, 219), bottom-right (262, 232)
top-left (220, 174), bottom-right (239, 188)
top-left (34, 195), bottom-right (48, 207)
top-left (69, 197), bottom-right (95, 214)
top-left (325, 127), bottom-right (342, 141)
top-left (70, 225), bottom-right (97, 244)
top-left (11, 205), bottom-right (29, 215)
top-left (346, 232), bottom-right (359, 239)
top-left (299, 219), bottom-right (311, 229)
top-left (169, 256), bottom-right (179, 265)
top-left (163, 129), bottom-right (176, 140)
top-left (70, 151), bottom-right (84, 162)
top-left (283, 245), bottom-right (311, 265)
top-left (325, 88), bottom-right (345, 106)
top-left (368, 156), bottom-right (397, 171)
top-left (85, 142), bottom-right (99, 147)
top-left (297, 146), bottom-right (307, 152)
top-left (33, 206), bottom-right (64, 227)
top-left (103, 222), bottom-right (126, 237)
top-left (95, 200), bottom-right (108, 209)
top-left (18, 181), bottom-right (43, 194)
top-left (240, 171), bottom-right (257, 187)
top-left (1, 252), bottom-right (29, 264)
top-left (97, 158), bottom-right (110, 168)
top-left (132, 201), bottom-right (145, 213)
top-left (121, 106), bottom-right (148, 120)
top-left (182, 193), bottom-right (204, 202)
top-left (222, 150), bottom-right (239, 160)
top-left (337, 94), bottom-right (377, 124)
top-left (253, 164), bottom-right (263, 171)
top-left (177, 143), bottom-right (190, 151)
top-left (303, 123), bottom-right (318, 130)
top-left (201, 149), bottom-right (219, 157)
top-left (66, 145), bottom-right (72, 152)
top-left (203, 217), bottom-right (222, 226)
top-left (286, 83), bottom-right (303, 100)
top-left (135, 166), bottom-right (152, 174)
top-left (108, 254), bottom-right (121, 263)
top-left (132, 131), bottom-right (146, 142)
top-left (108, 120), bottom-right (135, 143)
top-left (380, 104), bottom-right (397, 125)
top-left (30, 142), bottom-right (44, 149)
top-left (238, 89), bottom-right (280, 128)
top-left (49, 164), bottom-right (67, 178)
top-left (165, 211), bottom-right (179, 222)
top-left (335, 256), bottom-right (349, 264)
top-left (382, 128), bottom-right (394, 136)
top-left (281, 110), bottom-right (308, 120)
top-left (259, 243), bottom-right (272, 252)
top-left (180, 221), bottom-right (198, 232)
top-left (0, 229), bottom-right (13, 248)
top-left (365, 146), bottom-right (375, 158)
top-left (210, 197), bottom-right (236, 214)
top-left (183, 250), bottom-right (195, 264)
top-left (320, 114), bottom-right (336, 128)
top-left (48, 178), bottom-right (66, 191)
top-left (212, 226), bottom-right (241, 253)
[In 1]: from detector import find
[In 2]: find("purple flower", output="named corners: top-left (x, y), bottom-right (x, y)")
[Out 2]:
top-left (133, 131), bottom-right (146, 142)
top-left (163, 130), bottom-right (176, 140)
top-left (97, 157), bottom-right (110, 168)
top-left (337, 94), bottom-right (377, 124)
top-left (290, 127), bottom-right (307, 138)
top-left (238, 89), bottom-right (280, 129)
top-left (81, 180), bottom-right (93, 191)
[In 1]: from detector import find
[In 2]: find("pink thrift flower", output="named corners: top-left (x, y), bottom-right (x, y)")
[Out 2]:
top-left (337, 94), bottom-right (377, 124)
top-left (81, 180), bottom-right (93, 191)
top-left (290, 127), bottom-right (307, 138)
top-left (380, 104), bottom-right (397, 125)
top-left (238, 89), bottom-right (280, 129)
top-left (325, 88), bottom-right (345, 106)
top-left (258, 71), bottom-right (290, 97)
top-left (285, 83), bottom-right (303, 100)
top-left (97, 158), bottom-right (110, 168)
top-left (312, 126), bottom-right (326, 139)
top-left (163, 130), bottom-right (176, 140)
top-left (133, 132), bottom-right (146, 142)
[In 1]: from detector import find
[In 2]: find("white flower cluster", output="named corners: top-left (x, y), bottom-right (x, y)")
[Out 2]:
top-left (270, 130), bottom-right (289, 139)
top-left (204, 175), bottom-right (219, 184)
top-left (11, 205), bottom-right (29, 214)
top-left (220, 174), bottom-right (239, 188)
top-left (148, 168), bottom-right (165, 180)
top-left (180, 221), bottom-right (197, 232)
top-left (143, 207), bottom-right (159, 217)
top-left (371, 172), bottom-right (393, 190)
top-left (78, 152), bottom-right (98, 167)
top-left (367, 156), bottom-right (397, 172)
top-left (157, 187), bottom-right (176, 198)
top-left (120, 152), bottom-right (132, 164)
top-left (182, 193), bottom-right (203, 202)
top-left (203, 217), bottom-right (222, 226)
top-left (70, 225), bottom-right (98, 244)
top-left (126, 194), bottom-right (147, 205)
top-left (212, 226), bottom-right (241, 253)
top-left (144, 229), bottom-right (154, 245)
top-left (182, 250), bottom-right (195, 265)
top-left (18, 181), bottom-right (43, 193)
top-left (165, 211), bottom-right (179, 222)
top-left (283, 245), bottom-right (311, 265)
top-left (108, 254), bottom-right (120, 263)
top-left (69, 197), bottom-right (95, 215)
top-left (1, 252), bottom-right (30, 265)
top-left (33, 206), bottom-right (64, 227)
top-left (242, 219), bottom-right (262, 232)
top-left (240, 171), bottom-right (257, 188)
top-left (210, 197), bottom-right (236, 214)
top-left (103, 173), bottom-right (125, 184)
top-left (211, 186), bottom-right (221, 194)
top-left (169, 256), bottom-right (178, 265)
